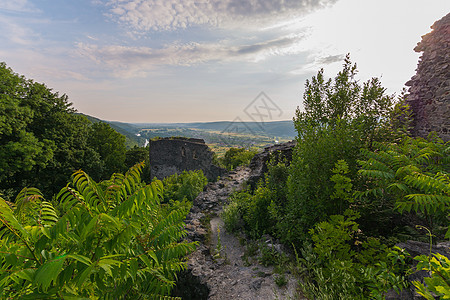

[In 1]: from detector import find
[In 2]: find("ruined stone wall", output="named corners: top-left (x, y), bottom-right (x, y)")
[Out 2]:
top-left (149, 137), bottom-right (226, 181)
top-left (405, 13), bottom-right (450, 141)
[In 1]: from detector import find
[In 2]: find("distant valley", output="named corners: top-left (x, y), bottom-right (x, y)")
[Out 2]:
top-left (78, 113), bottom-right (296, 154)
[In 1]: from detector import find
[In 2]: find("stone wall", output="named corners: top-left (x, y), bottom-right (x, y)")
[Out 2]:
top-left (149, 137), bottom-right (226, 181)
top-left (405, 12), bottom-right (450, 141)
top-left (247, 140), bottom-right (296, 189)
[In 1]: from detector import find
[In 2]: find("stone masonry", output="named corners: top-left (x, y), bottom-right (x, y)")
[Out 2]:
top-left (405, 12), bottom-right (450, 141)
top-left (149, 137), bottom-right (226, 181)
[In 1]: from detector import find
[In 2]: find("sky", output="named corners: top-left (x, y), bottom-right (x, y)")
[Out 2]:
top-left (0, 0), bottom-right (449, 123)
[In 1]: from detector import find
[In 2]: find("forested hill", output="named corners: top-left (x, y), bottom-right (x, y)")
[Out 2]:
top-left (78, 113), bottom-right (296, 140)
top-left (134, 120), bottom-right (296, 138)
top-left (76, 113), bottom-right (146, 147)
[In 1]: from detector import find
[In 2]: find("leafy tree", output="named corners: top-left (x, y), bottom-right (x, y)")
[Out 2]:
top-left (0, 63), bottom-right (54, 184)
top-left (0, 62), bottom-right (103, 197)
top-left (0, 163), bottom-right (196, 298)
top-left (125, 145), bottom-right (148, 169)
top-left (283, 55), bottom-right (396, 245)
top-left (125, 145), bottom-right (151, 182)
top-left (88, 122), bottom-right (127, 180)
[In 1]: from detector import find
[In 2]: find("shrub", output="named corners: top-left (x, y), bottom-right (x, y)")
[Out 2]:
top-left (357, 135), bottom-right (449, 237)
top-left (299, 210), bottom-right (409, 299)
top-left (0, 163), bottom-right (196, 299)
top-left (162, 170), bottom-right (208, 203)
top-left (220, 147), bottom-right (258, 170)
top-left (221, 201), bottom-right (242, 232)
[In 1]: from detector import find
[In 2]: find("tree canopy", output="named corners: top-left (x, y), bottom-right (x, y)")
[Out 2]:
top-left (0, 62), bottom-right (128, 198)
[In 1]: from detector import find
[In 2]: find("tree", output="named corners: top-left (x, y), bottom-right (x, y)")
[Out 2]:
top-left (0, 62), bottom-right (103, 198)
top-left (88, 122), bottom-right (127, 180)
top-left (282, 55), bottom-right (396, 245)
top-left (0, 163), bottom-right (196, 298)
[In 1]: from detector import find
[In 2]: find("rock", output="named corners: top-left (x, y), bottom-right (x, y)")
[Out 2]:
top-left (405, 12), bottom-right (450, 142)
top-left (247, 140), bottom-right (297, 189)
top-left (251, 278), bottom-right (264, 290)
top-left (385, 240), bottom-right (450, 299)
top-left (396, 240), bottom-right (450, 259)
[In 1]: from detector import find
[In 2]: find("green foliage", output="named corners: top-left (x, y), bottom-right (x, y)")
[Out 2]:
top-left (0, 163), bottom-right (196, 298)
top-left (284, 55), bottom-right (396, 246)
top-left (162, 170), bottom-right (208, 203)
top-left (88, 122), bottom-right (127, 180)
top-left (219, 147), bottom-right (258, 170)
top-left (0, 62), bottom-right (134, 198)
top-left (299, 211), bottom-right (409, 299)
top-left (413, 253), bottom-right (450, 299)
top-left (274, 274), bottom-right (288, 287)
top-left (222, 190), bottom-right (252, 233)
top-left (222, 158), bottom-right (289, 238)
top-left (221, 201), bottom-right (242, 232)
top-left (357, 135), bottom-right (449, 235)
top-left (330, 160), bottom-right (354, 215)
top-left (125, 145), bottom-right (149, 169)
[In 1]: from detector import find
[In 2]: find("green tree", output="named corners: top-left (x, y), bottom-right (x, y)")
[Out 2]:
top-left (88, 122), bottom-right (127, 180)
top-left (283, 55), bottom-right (396, 245)
top-left (0, 163), bottom-right (196, 298)
top-left (0, 62), bottom-right (103, 197)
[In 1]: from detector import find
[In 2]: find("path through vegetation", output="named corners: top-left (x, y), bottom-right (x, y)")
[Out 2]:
top-left (183, 167), bottom-right (301, 299)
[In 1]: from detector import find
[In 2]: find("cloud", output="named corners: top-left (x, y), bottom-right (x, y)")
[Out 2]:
top-left (104, 0), bottom-right (338, 32)
top-left (76, 34), bottom-right (305, 77)
top-left (0, 15), bottom-right (38, 45)
top-left (0, 0), bottom-right (40, 13)
top-left (315, 54), bottom-right (345, 64)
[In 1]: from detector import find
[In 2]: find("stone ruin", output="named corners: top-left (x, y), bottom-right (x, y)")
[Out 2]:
top-left (149, 137), bottom-right (226, 181)
top-left (405, 12), bottom-right (450, 142)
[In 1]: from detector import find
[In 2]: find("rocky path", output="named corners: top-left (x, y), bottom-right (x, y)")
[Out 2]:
top-left (183, 167), bottom-right (300, 300)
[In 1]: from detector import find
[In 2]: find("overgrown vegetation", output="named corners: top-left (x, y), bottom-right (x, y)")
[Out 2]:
top-left (0, 62), bottom-right (146, 198)
top-left (222, 55), bottom-right (449, 298)
top-left (1, 53), bottom-right (449, 298)
top-left (0, 163), bottom-right (196, 298)
top-left (216, 147), bottom-right (258, 170)
top-left (162, 170), bottom-right (208, 203)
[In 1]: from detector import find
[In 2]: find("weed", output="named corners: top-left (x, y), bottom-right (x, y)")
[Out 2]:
top-left (274, 274), bottom-right (288, 287)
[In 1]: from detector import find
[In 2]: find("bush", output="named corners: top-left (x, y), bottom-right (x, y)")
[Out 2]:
top-left (357, 135), bottom-right (449, 238)
top-left (299, 210), bottom-right (410, 299)
top-left (162, 170), bottom-right (208, 203)
top-left (0, 163), bottom-right (196, 298)
top-left (221, 201), bottom-right (242, 232)
top-left (220, 147), bottom-right (258, 170)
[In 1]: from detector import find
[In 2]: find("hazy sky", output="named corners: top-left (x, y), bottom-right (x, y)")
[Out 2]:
top-left (0, 1), bottom-right (448, 123)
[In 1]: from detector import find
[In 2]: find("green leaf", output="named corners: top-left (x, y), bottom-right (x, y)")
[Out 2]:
top-left (34, 255), bottom-right (67, 291)
top-left (66, 254), bottom-right (92, 266)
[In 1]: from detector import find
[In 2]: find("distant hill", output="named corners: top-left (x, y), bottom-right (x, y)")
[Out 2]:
top-left (77, 113), bottom-right (297, 149)
top-left (133, 120), bottom-right (296, 139)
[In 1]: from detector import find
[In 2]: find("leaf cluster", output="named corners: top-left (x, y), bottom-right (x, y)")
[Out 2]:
top-left (0, 163), bottom-right (196, 298)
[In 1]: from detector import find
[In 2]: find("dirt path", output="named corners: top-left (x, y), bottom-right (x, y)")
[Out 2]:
top-left (183, 167), bottom-right (300, 300)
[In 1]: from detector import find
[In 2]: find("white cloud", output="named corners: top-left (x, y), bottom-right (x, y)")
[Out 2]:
top-left (104, 0), bottom-right (338, 32)
top-left (0, 0), bottom-right (40, 13)
top-left (76, 34), bottom-right (306, 77)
